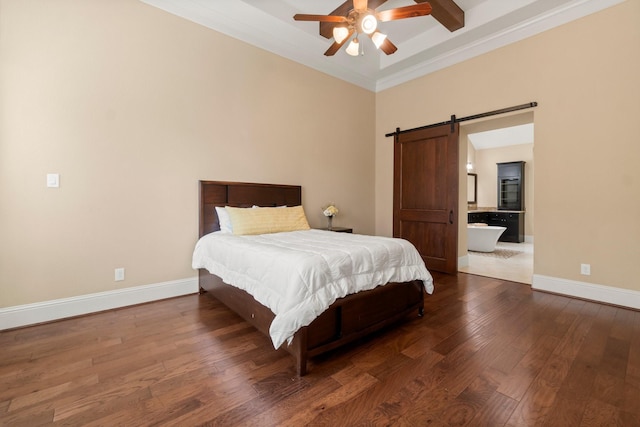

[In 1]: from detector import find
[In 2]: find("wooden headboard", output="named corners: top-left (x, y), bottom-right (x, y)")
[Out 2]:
top-left (199, 181), bottom-right (302, 237)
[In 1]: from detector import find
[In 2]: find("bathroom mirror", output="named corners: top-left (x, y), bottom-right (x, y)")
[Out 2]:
top-left (467, 173), bottom-right (477, 204)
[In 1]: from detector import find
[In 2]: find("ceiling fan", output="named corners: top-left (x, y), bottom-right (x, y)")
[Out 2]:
top-left (293, 0), bottom-right (433, 57)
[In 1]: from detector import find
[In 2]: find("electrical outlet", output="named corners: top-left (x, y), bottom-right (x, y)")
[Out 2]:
top-left (580, 263), bottom-right (591, 276)
top-left (115, 268), bottom-right (125, 281)
top-left (46, 173), bottom-right (59, 188)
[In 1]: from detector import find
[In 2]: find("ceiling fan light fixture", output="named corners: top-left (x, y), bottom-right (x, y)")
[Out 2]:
top-left (371, 31), bottom-right (387, 49)
top-left (332, 26), bottom-right (349, 44)
top-left (293, 1), bottom-right (440, 57)
top-left (360, 13), bottom-right (377, 34)
top-left (346, 38), bottom-right (360, 56)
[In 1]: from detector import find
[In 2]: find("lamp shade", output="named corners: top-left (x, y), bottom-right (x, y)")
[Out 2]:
top-left (332, 26), bottom-right (349, 44)
top-left (371, 31), bottom-right (387, 49)
top-left (346, 38), bottom-right (360, 56)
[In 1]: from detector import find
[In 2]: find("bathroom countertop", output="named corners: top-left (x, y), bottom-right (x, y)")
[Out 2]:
top-left (468, 209), bottom-right (525, 214)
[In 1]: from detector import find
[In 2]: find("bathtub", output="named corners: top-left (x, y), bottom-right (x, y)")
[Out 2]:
top-left (467, 224), bottom-right (506, 252)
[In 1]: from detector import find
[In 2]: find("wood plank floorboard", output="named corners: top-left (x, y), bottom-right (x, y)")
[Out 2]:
top-left (1, 272), bottom-right (639, 426)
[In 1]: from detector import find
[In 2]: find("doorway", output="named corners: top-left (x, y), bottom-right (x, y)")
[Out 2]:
top-left (458, 112), bottom-right (534, 284)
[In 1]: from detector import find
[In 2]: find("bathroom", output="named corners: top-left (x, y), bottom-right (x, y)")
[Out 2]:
top-left (459, 115), bottom-right (534, 284)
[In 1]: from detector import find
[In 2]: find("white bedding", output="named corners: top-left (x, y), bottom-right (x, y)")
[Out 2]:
top-left (192, 229), bottom-right (433, 349)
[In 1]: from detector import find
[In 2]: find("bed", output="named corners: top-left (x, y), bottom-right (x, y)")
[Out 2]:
top-left (194, 180), bottom-right (432, 375)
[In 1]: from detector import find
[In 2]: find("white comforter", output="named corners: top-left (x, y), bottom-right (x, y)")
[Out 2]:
top-left (192, 229), bottom-right (433, 349)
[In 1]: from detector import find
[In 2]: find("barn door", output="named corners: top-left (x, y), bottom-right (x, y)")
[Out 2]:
top-left (393, 122), bottom-right (459, 273)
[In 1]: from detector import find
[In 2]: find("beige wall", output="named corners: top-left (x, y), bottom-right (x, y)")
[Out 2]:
top-left (0, 0), bottom-right (375, 307)
top-left (2, 0), bottom-right (639, 309)
top-left (376, 1), bottom-right (640, 291)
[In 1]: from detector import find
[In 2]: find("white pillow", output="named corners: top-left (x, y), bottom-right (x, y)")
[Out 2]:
top-left (215, 206), bottom-right (233, 233)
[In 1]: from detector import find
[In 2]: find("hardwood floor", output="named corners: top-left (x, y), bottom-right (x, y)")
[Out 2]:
top-left (1, 272), bottom-right (639, 426)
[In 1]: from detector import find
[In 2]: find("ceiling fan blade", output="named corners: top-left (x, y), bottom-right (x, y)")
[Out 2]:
top-left (294, 14), bottom-right (348, 23)
top-left (353, 0), bottom-right (368, 10)
top-left (324, 30), bottom-right (355, 56)
top-left (376, 4), bottom-right (432, 22)
top-left (414, 0), bottom-right (465, 32)
top-left (379, 38), bottom-right (398, 55)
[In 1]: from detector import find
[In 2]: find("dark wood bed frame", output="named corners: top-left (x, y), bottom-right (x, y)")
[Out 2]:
top-left (197, 180), bottom-right (425, 375)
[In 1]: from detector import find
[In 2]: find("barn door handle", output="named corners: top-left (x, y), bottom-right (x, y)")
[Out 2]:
top-left (449, 210), bottom-right (454, 224)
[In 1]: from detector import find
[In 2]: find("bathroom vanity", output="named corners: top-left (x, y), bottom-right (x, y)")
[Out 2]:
top-left (468, 210), bottom-right (524, 243)
top-left (467, 161), bottom-right (526, 243)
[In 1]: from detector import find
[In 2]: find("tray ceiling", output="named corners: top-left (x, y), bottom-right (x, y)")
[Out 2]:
top-left (140, 0), bottom-right (624, 91)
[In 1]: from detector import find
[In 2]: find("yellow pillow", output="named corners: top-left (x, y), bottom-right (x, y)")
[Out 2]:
top-left (226, 205), bottom-right (310, 235)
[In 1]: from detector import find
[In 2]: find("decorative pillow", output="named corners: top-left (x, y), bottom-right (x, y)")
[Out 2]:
top-left (216, 205), bottom-right (277, 233)
top-left (215, 206), bottom-right (233, 233)
top-left (226, 205), bottom-right (310, 235)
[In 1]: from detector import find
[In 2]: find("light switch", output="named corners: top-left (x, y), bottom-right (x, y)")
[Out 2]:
top-left (47, 173), bottom-right (59, 188)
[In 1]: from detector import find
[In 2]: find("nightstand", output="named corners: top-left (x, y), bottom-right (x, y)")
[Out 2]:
top-left (327, 227), bottom-right (353, 233)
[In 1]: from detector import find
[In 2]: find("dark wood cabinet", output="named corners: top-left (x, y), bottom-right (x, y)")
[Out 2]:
top-left (467, 211), bottom-right (524, 243)
top-left (468, 212), bottom-right (486, 224)
top-left (497, 161), bottom-right (525, 211)
top-left (487, 212), bottom-right (524, 243)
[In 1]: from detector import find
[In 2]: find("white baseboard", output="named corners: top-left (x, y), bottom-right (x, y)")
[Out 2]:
top-left (525, 235), bottom-right (534, 243)
top-left (532, 274), bottom-right (640, 310)
top-left (0, 277), bottom-right (199, 331)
